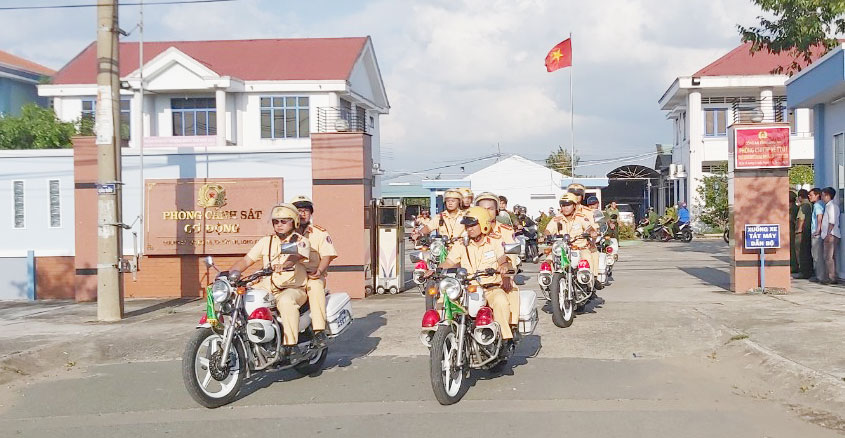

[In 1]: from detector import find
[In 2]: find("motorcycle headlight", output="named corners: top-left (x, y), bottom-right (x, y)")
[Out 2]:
top-left (430, 240), bottom-right (445, 257)
top-left (552, 241), bottom-right (564, 256)
top-left (576, 270), bottom-right (592, 285)
top-left (439, 277), bottom-right (462, 300)
top-left (211, 279), bottom-right (233, 304)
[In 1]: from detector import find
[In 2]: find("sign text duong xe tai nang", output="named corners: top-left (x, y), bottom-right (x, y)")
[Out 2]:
top-left (144, 178), bottom-right (284, 255)
top-left (735, 126), bottom-right (790, 169)
top-left (744, 224), bottom-right (781, 250)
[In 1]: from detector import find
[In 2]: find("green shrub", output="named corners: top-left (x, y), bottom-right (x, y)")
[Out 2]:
top-left (618, 224), bottom-right (636, 240)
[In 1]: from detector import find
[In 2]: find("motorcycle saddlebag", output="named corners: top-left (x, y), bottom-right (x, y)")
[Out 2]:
top-left (326, 292), bottom-right (353, 337)
top-left (517, 289), bottom-right (538, 335)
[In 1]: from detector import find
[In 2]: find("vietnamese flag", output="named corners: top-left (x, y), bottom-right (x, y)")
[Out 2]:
top-left (545, 38), bottom-right (572, 72)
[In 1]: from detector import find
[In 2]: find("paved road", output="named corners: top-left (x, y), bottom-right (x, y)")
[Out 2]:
top-left (0, 240), bottom-right (842, 437)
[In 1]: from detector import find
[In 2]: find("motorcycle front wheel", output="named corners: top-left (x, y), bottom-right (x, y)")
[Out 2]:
top-left (723, 229), bottom-right (729, 244)
top-left (182, 328), bottom-right (246, 408)
top-left (550, 273), bottom-right (575, 328)
top-left (429, 325), bottom-right (468, 405)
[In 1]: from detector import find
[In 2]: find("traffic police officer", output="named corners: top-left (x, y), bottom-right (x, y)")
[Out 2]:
top-left (291, 195), bottom-right (337, 348)
top-left (438, 207), bottom-right (518, 346)
top-left (226, 203), bottom-right (311, 351)
top-left (566, 184), bottom-right (599, 278)
top-left (458, 187), bottom-right (474, 211)
top-left (412, 189), bottom-right (466, 242)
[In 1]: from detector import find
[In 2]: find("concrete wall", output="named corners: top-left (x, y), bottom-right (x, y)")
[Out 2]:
top-left (0, 257), bottom-right (29, 300)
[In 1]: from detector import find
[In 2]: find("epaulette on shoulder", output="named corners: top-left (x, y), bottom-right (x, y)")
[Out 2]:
top-left (312, 224), bottom-right (327, 232)
top-left (499, 224), bottom-right (513, 230)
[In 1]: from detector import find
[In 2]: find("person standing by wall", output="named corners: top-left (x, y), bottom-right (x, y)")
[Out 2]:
top-left (809, 188), bottom-right (826, 283)
top-left (820, 187), bottom-right (841, 284)
top-left (794, 189), bottom-right (814, 279)
top-left (789, 190), bottom-right (799, 274)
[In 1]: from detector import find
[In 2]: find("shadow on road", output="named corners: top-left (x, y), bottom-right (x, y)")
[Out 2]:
top-left (123, 298), bottom-right (197, 319)
top-left (231, 311), bottom-right (386, 403)
top-left (475, 334), bottom-right (542, 379)
top-left (679, 267), bottom-right (731, 291)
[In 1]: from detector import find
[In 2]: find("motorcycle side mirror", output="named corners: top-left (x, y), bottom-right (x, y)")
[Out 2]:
top-left (503, 242), bottom-right (521, 254)
top-left (205, 255), bottom-right (214, 267)
top-left (404, 220), bottom-right (415, 228)
top-left (279, 242), bottom-right (299, 255)
top-left (409, 251), bottom-right (424, 263)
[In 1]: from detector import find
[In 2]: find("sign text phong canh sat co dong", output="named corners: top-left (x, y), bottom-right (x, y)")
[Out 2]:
top-left (144, 178), bottom-right (284, 255)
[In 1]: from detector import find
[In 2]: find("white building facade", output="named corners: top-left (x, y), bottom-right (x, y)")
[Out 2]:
top-left (659, 43), bottom-right (816, 223)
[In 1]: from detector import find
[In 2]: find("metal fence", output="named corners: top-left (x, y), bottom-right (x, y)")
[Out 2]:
top-left (316, 107), bottom-right (369, 133)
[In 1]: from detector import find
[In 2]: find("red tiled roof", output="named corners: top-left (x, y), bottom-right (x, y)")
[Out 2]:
top-left (51, 37), bottom-right (369, 84)
top-left (0, 49), bottom-right (55, 76)
top-left (694, 42), bottom-right (827, 76)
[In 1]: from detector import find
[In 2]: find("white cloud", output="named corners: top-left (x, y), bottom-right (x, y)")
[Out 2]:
top-left (1, 0), bottom-right (765, 177)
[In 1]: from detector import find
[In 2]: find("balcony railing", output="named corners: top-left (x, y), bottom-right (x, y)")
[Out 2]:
top-left (316, 107), bottom-right (368, 134)
top-left (731, 97), bottom-right (787, 124)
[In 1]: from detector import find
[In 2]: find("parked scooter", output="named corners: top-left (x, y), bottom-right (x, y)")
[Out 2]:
top-left (654, 222), bottom-right (693, 243)
top-left (516, 225), bottom-right (540, 263)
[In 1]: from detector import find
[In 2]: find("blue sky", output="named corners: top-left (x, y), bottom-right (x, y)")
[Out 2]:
top-left (3, 0), bottom-right (765, 177)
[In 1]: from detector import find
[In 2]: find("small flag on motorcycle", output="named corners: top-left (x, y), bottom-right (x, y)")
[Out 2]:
top-left (205, 285), bottom-right (218, 325)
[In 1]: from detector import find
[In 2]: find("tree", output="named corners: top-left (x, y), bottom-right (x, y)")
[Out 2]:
top-left (545, 146), bottom-right (580, 176)
top-left (696, 164), bottom-right (729, 230)
top-left (738, 0), bottom-right (844, 74)
top-left (0, 104), bottom-right (76, 149)
top-left (788, 164), bottom-right (814, 186)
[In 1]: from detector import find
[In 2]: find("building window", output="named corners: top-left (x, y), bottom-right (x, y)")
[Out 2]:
top-left (49, 179), bottom-right (61, 228)
top-left (704, 108), bottom-right (727, 137)
top-left (172, 98), bottom-right (216, 136)
top-left (13, 180), bottom-right (24, 229)
top-left (81, 98), bottom-right (131, 140)
top-left (259, 96), bottom-right (309, 139)
top-left (836, 133), bottom-right (845, 201)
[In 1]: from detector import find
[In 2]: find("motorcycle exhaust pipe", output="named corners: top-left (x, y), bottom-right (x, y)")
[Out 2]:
top-left (473, 324), bottom-right (499, 346)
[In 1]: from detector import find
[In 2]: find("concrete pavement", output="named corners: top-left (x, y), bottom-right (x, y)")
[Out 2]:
top-left (0, 239), bottom-right (844, 436)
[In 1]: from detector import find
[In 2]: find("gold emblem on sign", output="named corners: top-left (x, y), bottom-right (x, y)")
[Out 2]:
top-left (758, 131), bottom-right (768, 139)
top-left (197, 183), bottom-right (227, 208)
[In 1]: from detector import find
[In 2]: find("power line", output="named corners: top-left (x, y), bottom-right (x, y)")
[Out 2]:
top-left (0, 0), bottom-right (236, 10)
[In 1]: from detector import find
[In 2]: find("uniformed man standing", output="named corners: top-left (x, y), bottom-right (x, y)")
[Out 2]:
top-left (436, 207), bottom-right (518, 349)
top-left (292, 195), bottom-right (337, 348)
top-left (458, 188), bottom-right (474, 211)
top-left (226, 204), bottom-right (311, 352)
top-left (566, 184), bottom-right (599, 278)
top-left (412, 189), bottom-right (466, 243)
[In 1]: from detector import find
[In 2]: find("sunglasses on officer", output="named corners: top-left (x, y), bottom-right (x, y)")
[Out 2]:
top-left (272, 218), bottom-right (294, 225)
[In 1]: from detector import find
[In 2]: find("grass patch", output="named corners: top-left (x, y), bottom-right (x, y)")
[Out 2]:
top-left (728, 334), bottom-right (749, 342)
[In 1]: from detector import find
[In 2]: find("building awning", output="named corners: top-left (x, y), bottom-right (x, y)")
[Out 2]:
top-left (787, 44), bottom-right (845, 109)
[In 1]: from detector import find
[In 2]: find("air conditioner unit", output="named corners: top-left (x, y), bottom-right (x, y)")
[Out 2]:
top-left (669, 164), bottom-right (687, 180)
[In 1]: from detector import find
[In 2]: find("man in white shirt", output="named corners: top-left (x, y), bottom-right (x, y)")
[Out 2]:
top-left (820, 187), bottom-right (841, 284)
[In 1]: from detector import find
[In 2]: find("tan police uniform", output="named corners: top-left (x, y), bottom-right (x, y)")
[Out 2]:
top-left (246, 233), bottom-right (311, 346)
top-left (545, 212), bottom-right (592, 253)
top-left (302, 223), bottom-right (338, 332)
top-left (425, 210), bottom-right (466, 241)
top-left (575, 205), bottom-right (599, 276)
top-left (445, 237), bottom-right (519, 340)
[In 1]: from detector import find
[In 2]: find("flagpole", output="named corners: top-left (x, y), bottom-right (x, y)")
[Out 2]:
top-left (569, 32), bottom-right (575, 178)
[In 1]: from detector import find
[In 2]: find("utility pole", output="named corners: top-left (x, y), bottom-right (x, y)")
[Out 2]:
top-left (96, 0), bottom-right (124, 321)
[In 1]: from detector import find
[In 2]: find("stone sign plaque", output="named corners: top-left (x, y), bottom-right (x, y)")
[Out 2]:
top-left (144, 178), bottom-right (284, 255)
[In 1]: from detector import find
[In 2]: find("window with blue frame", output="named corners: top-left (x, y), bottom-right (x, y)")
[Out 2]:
top-left (171, 98), bottom-right (216, 136)
top-left (81, 98), bottom-right (131, 140)
top-left (703, 108), bottom-right (727, 137)
top-left (260, 96), bottom-right (309, 139)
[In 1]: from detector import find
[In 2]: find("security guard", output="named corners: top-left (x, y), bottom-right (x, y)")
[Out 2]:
top-left (226, 204), bottom-right (311, 351)
top-left (412, 189), bottom-right (465, 242)
top-left (438, 207), bottom-right (518, 346)
top-left (458, 187), bottom-right (475, 211)
top-left (544, 192), bottom-right (592, 254)
top-left (291, 195), bottom-right (337, 348)
top-left (566, 184), bottom-right (599, 277)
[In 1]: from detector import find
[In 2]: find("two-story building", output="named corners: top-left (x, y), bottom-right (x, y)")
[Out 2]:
top-left (0, 49), bottom-right (54, 116)
top-left (0, 37), bottom-right (389, 301)
top-left (658, 43), bottom-right (819, 224)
